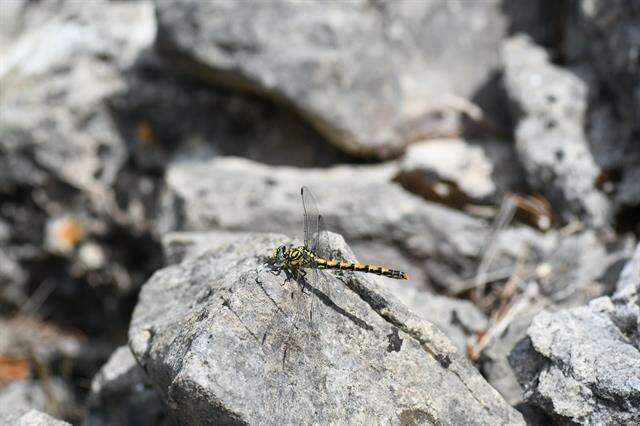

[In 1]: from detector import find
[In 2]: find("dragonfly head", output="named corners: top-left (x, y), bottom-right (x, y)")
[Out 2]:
top-left (269, 245), bottom-right (288, 265)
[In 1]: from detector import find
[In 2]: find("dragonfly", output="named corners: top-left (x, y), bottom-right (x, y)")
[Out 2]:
top-left (262, 187), bottom-right (408, 321)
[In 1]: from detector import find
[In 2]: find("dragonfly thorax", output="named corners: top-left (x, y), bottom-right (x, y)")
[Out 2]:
top-left (269, 245), bottom-right (288, 265)
top-left (270, 245), bottom-right (314, 268)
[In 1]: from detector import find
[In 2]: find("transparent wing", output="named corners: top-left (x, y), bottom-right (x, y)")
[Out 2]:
top-left (316, 214), bottom-right (331, 260)
top-left (301, 186), bottom-right (320, 253)
top-left (300, 187), bottom-right (326, 327)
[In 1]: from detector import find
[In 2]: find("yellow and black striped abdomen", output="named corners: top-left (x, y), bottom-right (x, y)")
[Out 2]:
top-left (314, 257), bottom-right (408, 280)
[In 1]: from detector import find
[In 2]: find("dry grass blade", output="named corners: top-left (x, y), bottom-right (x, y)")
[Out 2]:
top-left (473, 194), bottom-right (517, 302)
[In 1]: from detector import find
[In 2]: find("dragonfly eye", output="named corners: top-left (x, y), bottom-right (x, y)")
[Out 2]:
top-left (270, 248), bottom-right (280, 262)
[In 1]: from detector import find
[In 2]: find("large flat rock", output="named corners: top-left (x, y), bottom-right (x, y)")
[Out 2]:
top-left (129, 232), bottom-right (523, 425)
top-left (155, 0), bottom-right (515, 156)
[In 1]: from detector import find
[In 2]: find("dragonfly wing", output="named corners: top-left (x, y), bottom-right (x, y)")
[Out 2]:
top-left (301, 186), bottom-right (320, 253)
top-left (316, 214), bottom-right (332, 260)
top-left (300, 186), bottom-right (325, 327)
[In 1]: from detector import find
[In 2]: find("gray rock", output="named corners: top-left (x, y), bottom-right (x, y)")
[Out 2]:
top-left (565, 0), bottom-right (640, 211)
top-left (482, 299), bottom-right (548, 407)
top-left (0, 0), bottom-right (68, 54)
top-left (390, 289), bottom-right (487, 353)
top-left (536, 230), bottom-right (626, 305)
top-left (162, 231), bottom-right (252, 266)
top-left (162, 231), bottom-right (486, 354)
top-left (511, 304), bottom-right (640, 425)
top-left (0, 409), bottom-right (71, 426)
top-left (162, 157), bottom-right (632, 299)
top-left (0, 379), bottom-right (73, 423)
top-left (0, 247), bottom-right (28, 307)
top-left (395, 138), bottom-right (526, 207)
top-left (501, 35), bottom-right (610, 227)
top-left (0, 0), bottom-right (167, 343)
top-left (584, 100), bottom-right (640, 211)
top-left (155, 0), bottom-right (518, 156)
top-left (470, 229), bottom-right (634, 408)
top-left (84, 346), bottom-right (167, 426)
top-left (608, 244), bottom-right (640, 349)
top-left (0, 0), bottom-right (155, 194)
top-left (616, 243), bottom-right (640, 294)
top-left (0, 318), bottom-right (82, 368)
top-left (161, 156), bottom-right (494, 293)
top-left (509, 246), bottom-right (640, 424)
top-left (566, 0), bottom-right (640, 127)
top-left (109, 60), bottom-right (353, 171)
top-left (129, 231), bottom-right (523, 424)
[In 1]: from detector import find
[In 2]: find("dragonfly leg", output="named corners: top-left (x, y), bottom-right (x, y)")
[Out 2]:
top-left (294, 269), bottom-right (309, 294)
top-left (283, 268), bottom-right (295, 283)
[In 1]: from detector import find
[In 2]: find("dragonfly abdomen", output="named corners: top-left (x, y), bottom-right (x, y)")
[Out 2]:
top-left (314, 257), bottom-right (408, 280)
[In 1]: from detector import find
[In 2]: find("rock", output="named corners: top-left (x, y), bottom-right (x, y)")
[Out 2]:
top-left (0, 0), bottom-right (155, 194)
top-left (0, 379), bottom-right (74, 422)
top-left (511, 304), bottom-right (640, 425)
top-left (609, 244), bottom-right (640, 349)
top-left (390, 289), bottom-right (487, 353)
top-left (0, 317), bottom-right (83, 367)
top-left (477, 231), bottom-right (633, 407)
top-left (84, 345), bottom-right (167, 426)
top-left (616, 243), bottom-right (640, 294)
top-left (0, 0), bottom-right (164, 318)
top-left (566, 1), bottom-right (640, 127)
top-left (509, 245), bottom-right (640, 424)
top-left (501, 0), bottom-right (564, 48)
top-left (162, 231), bottom-right (252, 266)
top-left (162, 231), bottom-right (485, 354)
top-left (157, 158), bottom-right (636, 296)
top-left (501, 35), bottom-right (610, 227)
top-left (562, 1), bottom-right (640, 211)
top-left (0, 316), bottom-right (117, 422)
top-left (161, 157), bottom-right (633, 298)
top-left (535, 230), bottom-right (628, 305)
top-left (155, 0), bottom-right (521, 156)
top-left (0, 409), bottom-right (71, 426)
top-left (109, 60), bottom-right (353, 171)
top-left (395, 138), bottom-right (526, 207)
top-left (129, 231), bottom-right (523, 424)
top-left (481, 298), bottom-right (548, 407)
top-left (0, 247), bottom-right (28, 308)
top-left (160, 156), bottom-right (503, 293)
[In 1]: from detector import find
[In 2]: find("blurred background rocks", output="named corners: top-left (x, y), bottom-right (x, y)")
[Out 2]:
top-left (0, 0), bottom-right (638, 424)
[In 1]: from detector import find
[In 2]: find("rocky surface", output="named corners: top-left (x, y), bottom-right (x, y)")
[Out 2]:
top-left (476, 230), bottom-right (634, 407)
top-left (161, 157), bottom-right (631, 299)
top-left (390, 289), bottom-right (487, 354)
top-left (160, 156), bottom-right (491, 292)
top-left (395, 138), bottom-right (526, 207)
top-left (154, 0), bottom-right (522, 156)
top-left (501, 35), bottom-right (610, 227)
top-left (0, 409), bottom-right (71, 426)
top-left (0, 379), bottom-right (74, 423)
top-left (566, 0), bottom-right (640, 129)
top-left (509, 244), bottom-right (640, 425)
top-left (567, 0), bottom-right (640, 214)
top-left (1, 0), bottom-right (638, 424)
top-left (162, 230), bottom-right (486, 355)
top-left (84, 345), bottom-right (167, 426)
top-left (130, 231), bottom-right (523, 425)
top-left (0, 0), bottom-right (155, 194)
